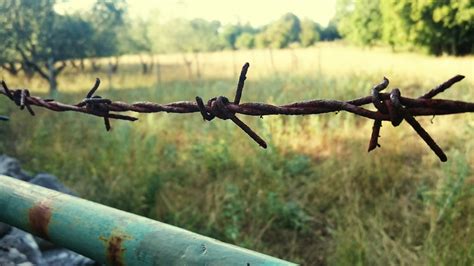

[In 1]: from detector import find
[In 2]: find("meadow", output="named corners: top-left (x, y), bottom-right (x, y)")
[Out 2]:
top-left (1, 43), bottom-right (473, 265)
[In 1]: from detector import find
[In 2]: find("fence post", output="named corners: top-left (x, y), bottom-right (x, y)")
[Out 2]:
top-left (0, 175), bottom-right (295, 266)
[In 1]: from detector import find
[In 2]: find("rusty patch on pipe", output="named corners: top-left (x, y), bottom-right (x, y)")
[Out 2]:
top-left (101, 235), bottom-right (126, 266)
top-left (28, 202), bottom-right (52, 240)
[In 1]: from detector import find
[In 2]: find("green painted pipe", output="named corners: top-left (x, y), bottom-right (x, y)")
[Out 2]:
top-left (0, 175), bottom-right (295, 266)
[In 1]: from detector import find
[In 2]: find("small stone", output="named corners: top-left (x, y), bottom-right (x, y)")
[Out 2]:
top-left (0, 228), bottom-right (44, 265)
top-left (42, 249), bottom-right (97, 266)
top-left (0, 222), bottom-right (12, 238)
top-left (29, 173), bottom-right (75, 195)
top-left (0, 155), bottom-right (31, 181)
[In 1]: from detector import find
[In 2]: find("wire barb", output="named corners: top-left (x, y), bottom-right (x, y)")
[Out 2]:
top-left (75, 78), bottom-right (136, 130)
top-left (0, 64), bottom-right (472, 162)
top-left (419, 75), bottom-right (465, 99)
top-left (195, 66), bottom-right (267, 148)
top-left (389, 88), bottom-right (447, 162)
top-left (234, 62), bottom-right (250, 105)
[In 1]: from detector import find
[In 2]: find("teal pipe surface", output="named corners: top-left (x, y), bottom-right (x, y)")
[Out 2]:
top-left (0, 175), bottom-right (295, 266)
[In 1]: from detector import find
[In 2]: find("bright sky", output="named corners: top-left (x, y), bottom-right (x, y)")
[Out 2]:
top-left (55, 0), bottom-right (337, 27)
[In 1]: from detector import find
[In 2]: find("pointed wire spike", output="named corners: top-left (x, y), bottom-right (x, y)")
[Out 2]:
top-left (372, 76), bottom-right (390, 92)
top-left (1, 80), bottom-right (13, 98)
top-left (195, 96), bottom-right (214, 121)
top-left (368, 119), bottom-right (382, 152)
top-left (403, 113), bottom-right (447, 162)
top-left (25, 104), bottom-right (35, 116)
top-left (419, 74), bottom-right (465, 99)
top-left (86, 78), bottom-right (101, 98)
top-left (234, 62), bottom-right (250, 105)
top-left (229, 114), bottom-right (267, 149)
top-left (104, 117), bottom-right (111, 131)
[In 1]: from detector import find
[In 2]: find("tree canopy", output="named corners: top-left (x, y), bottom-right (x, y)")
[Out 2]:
top-left (336, 0), bottom-right (474, 55)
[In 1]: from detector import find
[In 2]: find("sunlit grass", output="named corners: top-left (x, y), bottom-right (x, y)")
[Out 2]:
top-left (0, 44), bottom-right (473, 264)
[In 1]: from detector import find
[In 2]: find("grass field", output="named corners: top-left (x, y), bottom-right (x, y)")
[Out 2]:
top-left (1, 43), bottom-right (473, 265)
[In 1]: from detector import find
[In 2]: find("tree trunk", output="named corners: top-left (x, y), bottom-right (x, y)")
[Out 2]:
top-left (1, 63), bottom-right (20, 76)
top-left (91, 59), bottom-right (101, 71)
top-left (193, 52), bottom-right (201, 79)
top-left (22, 63), bottom-right (35, 80)
top-left (451, 41), bottom-right (457, 55)
top-left (232, 49), bottom-right (237, 77)
top-left (80, 59), bottom-right (85, 71)
top-left (107, 62), bottom-right (114, 90)
top-left (148, 54), bottom-right (155, 73)
top-left (47, 58), bottom-right (58, 96)
top-left (182, 54), bottom-right (193, 80)
top-left (110, 56), bottom-right (119, 74)
top-left (139, 54), bottom-right (148, 74)
top-left (156, 55), bottom-right (161, 86)
top-left (70, 60), bottom-right (79, 69)
top-left (268, 48), bottom-right (276, 74)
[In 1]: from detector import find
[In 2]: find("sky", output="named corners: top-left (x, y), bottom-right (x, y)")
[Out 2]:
top-left (55, 0), bottom-right (337, 27)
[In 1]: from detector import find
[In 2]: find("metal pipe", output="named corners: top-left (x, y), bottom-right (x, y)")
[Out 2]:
top-left (0, 175), bottom-right (295, 265)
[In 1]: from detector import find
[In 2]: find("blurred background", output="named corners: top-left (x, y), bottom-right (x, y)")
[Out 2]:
top-left (0, 0), bottom-right (473, 264)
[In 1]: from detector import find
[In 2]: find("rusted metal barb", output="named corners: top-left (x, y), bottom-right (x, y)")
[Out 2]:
top-left (0, 63), bottom-right (473, 162)
top-left (419, 74), bottom-right (465, 99)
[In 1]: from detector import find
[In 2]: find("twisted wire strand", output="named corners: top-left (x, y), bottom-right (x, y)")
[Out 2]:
top-left (1, 63), bottom-right (472, 162)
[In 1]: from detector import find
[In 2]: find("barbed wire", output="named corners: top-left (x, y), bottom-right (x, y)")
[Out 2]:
top-left (1, 62), bottom-right (473, 162)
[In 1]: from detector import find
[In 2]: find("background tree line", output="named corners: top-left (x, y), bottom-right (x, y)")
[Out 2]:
top-left (335, 0), bottom-right (474, 56)
top-left (0, 0), bottom-right (339, 94)
top-left (1, 0), bottom-right (472, 94)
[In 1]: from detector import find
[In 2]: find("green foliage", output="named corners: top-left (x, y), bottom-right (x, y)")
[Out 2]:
top-left (122, 17), bottom-right (153, 54)
top-left (220, 23), bottom-right (257, 50)
top-left (87, 0), bottom-right (127, 57)
top-left (50, 15), bottom-right (94, 61)
top-left (336, 0), bottom-right (382, 46)
top-left (0, 0), bottom-right (101, 92)
top-left (336, 0), bottom-right (474, 55)
top-left (407, 0), bottom-right (474, 55)
top-left (0, 1), bottom-right (342, 80)
top-left (235, 32), bottom-right (255, 50)
top-left (263, 13), bottom-right (302, 49)
top-left (299, 19), bottom-right (320, 47)
top-left (220, 25), bottom-right (242, 50)
top-left (1, 0), bottom-right (55, 61)
top-left (254, 32), bottom-right (270, 49)
top-left (158, 18), bottom-right (222, 54)
top-left (319, 19), bottom-right (341, 41)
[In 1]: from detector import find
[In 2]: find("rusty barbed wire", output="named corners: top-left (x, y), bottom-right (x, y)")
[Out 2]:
top-left (1, 62), bottom-right (473, 162)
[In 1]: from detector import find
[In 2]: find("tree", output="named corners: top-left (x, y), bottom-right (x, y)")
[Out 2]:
top-left (401, 0), bottom-right (474, 55)
top-left (52, 15), bottom-right (94, 69)
top-left (235, 33), bottom-right (255, 50)
top-left (158, 18), bottom-right (221, 79)
top-left (336, 0), bottom-right (382, 46)
top-left (87, 0), bottom-right (127, 72)
top-left (123, 17), bottom-right (155, 74)
top-left (0, 0), bottom-right (95, 94)
top-left (335, 0), bottom-right (474, 55)
top-left (0, 5), bottom-right (21, 76)
top-left (299, 19), bottom-right (320, 47)
top-left (264, 13), bottom-right (302, 48)
top-left (319, 19), bottom-right (341, 41)
top-left (221, 24), bottom-right (242, 50)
